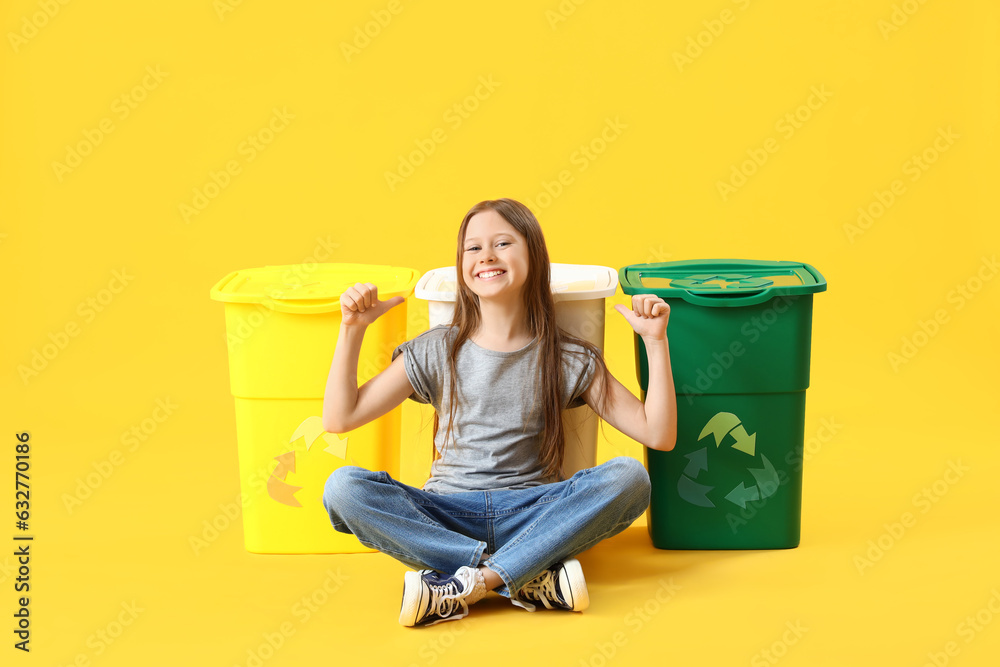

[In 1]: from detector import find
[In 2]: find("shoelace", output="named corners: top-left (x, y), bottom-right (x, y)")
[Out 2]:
top-left (422, 568), bottom-right (478, 626)
top-left (517, 569), bottom-right (562, 610)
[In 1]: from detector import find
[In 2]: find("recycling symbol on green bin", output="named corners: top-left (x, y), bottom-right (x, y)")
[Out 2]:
top-left (669, 274), bottom-right (774, 291)
top-left (677, 412), bottom-right (779, 509)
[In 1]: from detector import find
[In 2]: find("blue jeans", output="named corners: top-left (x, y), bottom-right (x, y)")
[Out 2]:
top-left (322, 456), bottom-right (650, 605)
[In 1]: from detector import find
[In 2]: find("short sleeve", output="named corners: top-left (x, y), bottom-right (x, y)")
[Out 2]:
top-left (391, 326), bottom-right (448, 405)
top-left (563, 343), bottom-right (599, 409)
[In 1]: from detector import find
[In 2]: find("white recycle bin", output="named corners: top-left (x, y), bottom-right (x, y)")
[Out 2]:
top-left (414, 263), bottom-right (619, 479)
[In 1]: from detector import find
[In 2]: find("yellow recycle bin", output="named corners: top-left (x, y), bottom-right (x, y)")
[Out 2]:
top-left (211, 263), bottom-right (418, 554)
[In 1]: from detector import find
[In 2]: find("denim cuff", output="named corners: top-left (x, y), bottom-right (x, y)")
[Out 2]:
top-left (481, 557), bottom-right (518, 597)
top-left (468, 541), bottom-right (488, 571)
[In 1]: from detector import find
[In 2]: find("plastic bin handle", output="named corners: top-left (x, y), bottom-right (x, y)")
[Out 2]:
top-left (211, 272), bottom-right (344, 313)
top-left (677, 289), bottom-right (779, 307)
top-left (269, 290), bottom-right (415, 314)
top-left (265, 297), bottom-right (344, 314)
top-left (209, 270), bottom-right (240, 300)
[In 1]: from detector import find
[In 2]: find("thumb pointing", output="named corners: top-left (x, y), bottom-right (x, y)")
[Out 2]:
top-left (613, 304), bottom-right (633, 320)
top-left (383, 296), bottom-right (406, 310)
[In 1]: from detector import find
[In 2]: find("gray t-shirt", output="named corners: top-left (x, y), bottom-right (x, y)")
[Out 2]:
top-left (391, 325), bottom-right (597, 494)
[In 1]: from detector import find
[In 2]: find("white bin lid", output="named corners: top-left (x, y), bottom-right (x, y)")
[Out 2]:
top-left (415, 263), bottom-right (618, 302)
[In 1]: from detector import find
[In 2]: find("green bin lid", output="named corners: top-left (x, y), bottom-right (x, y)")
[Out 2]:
top-left (210, 263), bottom-right (419, 314)
top-left (618, 259), bottom-right (826, 307)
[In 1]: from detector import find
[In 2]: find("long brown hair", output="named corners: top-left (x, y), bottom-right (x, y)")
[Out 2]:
top-left (431, 198), bottom-right (615, 480)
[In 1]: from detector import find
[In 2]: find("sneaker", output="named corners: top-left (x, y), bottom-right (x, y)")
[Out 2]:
top-left (512, 557), bottom-right (589, 612)
top-left (399, 566), bottom-right (487, 627)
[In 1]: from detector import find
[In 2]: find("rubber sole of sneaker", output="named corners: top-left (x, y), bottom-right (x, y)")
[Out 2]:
top-left (399, 570), bottom-right (427, 627)
top-left (558, 558), bottom-right (590, 612)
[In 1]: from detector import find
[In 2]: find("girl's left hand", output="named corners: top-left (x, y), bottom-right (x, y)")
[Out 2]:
top-left (614, 294), bottom-right (670, 341)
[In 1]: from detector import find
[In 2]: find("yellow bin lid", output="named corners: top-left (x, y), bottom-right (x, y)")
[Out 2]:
top-left (210, 263), bottom-right (419, 314)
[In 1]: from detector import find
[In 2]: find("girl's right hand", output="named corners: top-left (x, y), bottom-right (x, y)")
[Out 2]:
top-left (340, 282), bottom-right (405, 328)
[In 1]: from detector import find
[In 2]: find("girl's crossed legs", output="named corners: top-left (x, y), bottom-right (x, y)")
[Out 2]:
top-left (322, 456), bottom-right (651, 604)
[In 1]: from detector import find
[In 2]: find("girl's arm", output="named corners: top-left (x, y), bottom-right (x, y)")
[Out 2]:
top-left (582, 294), bottom-right (677, 451)
top-left (322, 283), bottom-right (416, 434)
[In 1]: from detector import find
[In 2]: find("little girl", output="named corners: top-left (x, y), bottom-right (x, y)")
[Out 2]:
top-left (322, 198), bottom-right (676, 627)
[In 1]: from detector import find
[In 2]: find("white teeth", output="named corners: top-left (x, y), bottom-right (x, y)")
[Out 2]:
top-left (478, 270), bottom-right (504, 279)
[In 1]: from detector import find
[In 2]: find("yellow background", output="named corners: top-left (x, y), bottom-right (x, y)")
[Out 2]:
top-left (3, 0), bottom-right (999, 665)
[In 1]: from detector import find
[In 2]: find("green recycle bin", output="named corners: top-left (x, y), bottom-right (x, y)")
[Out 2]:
top-left (619, 259), bottom-right (827, 549)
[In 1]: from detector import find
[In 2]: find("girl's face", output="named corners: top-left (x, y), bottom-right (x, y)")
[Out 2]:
top-left (462, 210), bottom-right (530, 303)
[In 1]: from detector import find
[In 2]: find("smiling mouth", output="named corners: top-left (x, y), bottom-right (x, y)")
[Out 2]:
top-left (477, 269), bottom-right (506, 280)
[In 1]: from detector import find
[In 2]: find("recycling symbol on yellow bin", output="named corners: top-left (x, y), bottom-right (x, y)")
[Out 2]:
top-left (677, 412), bottom-right (779, 509)
top-left (267, 416), bottom-right (351, 508)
